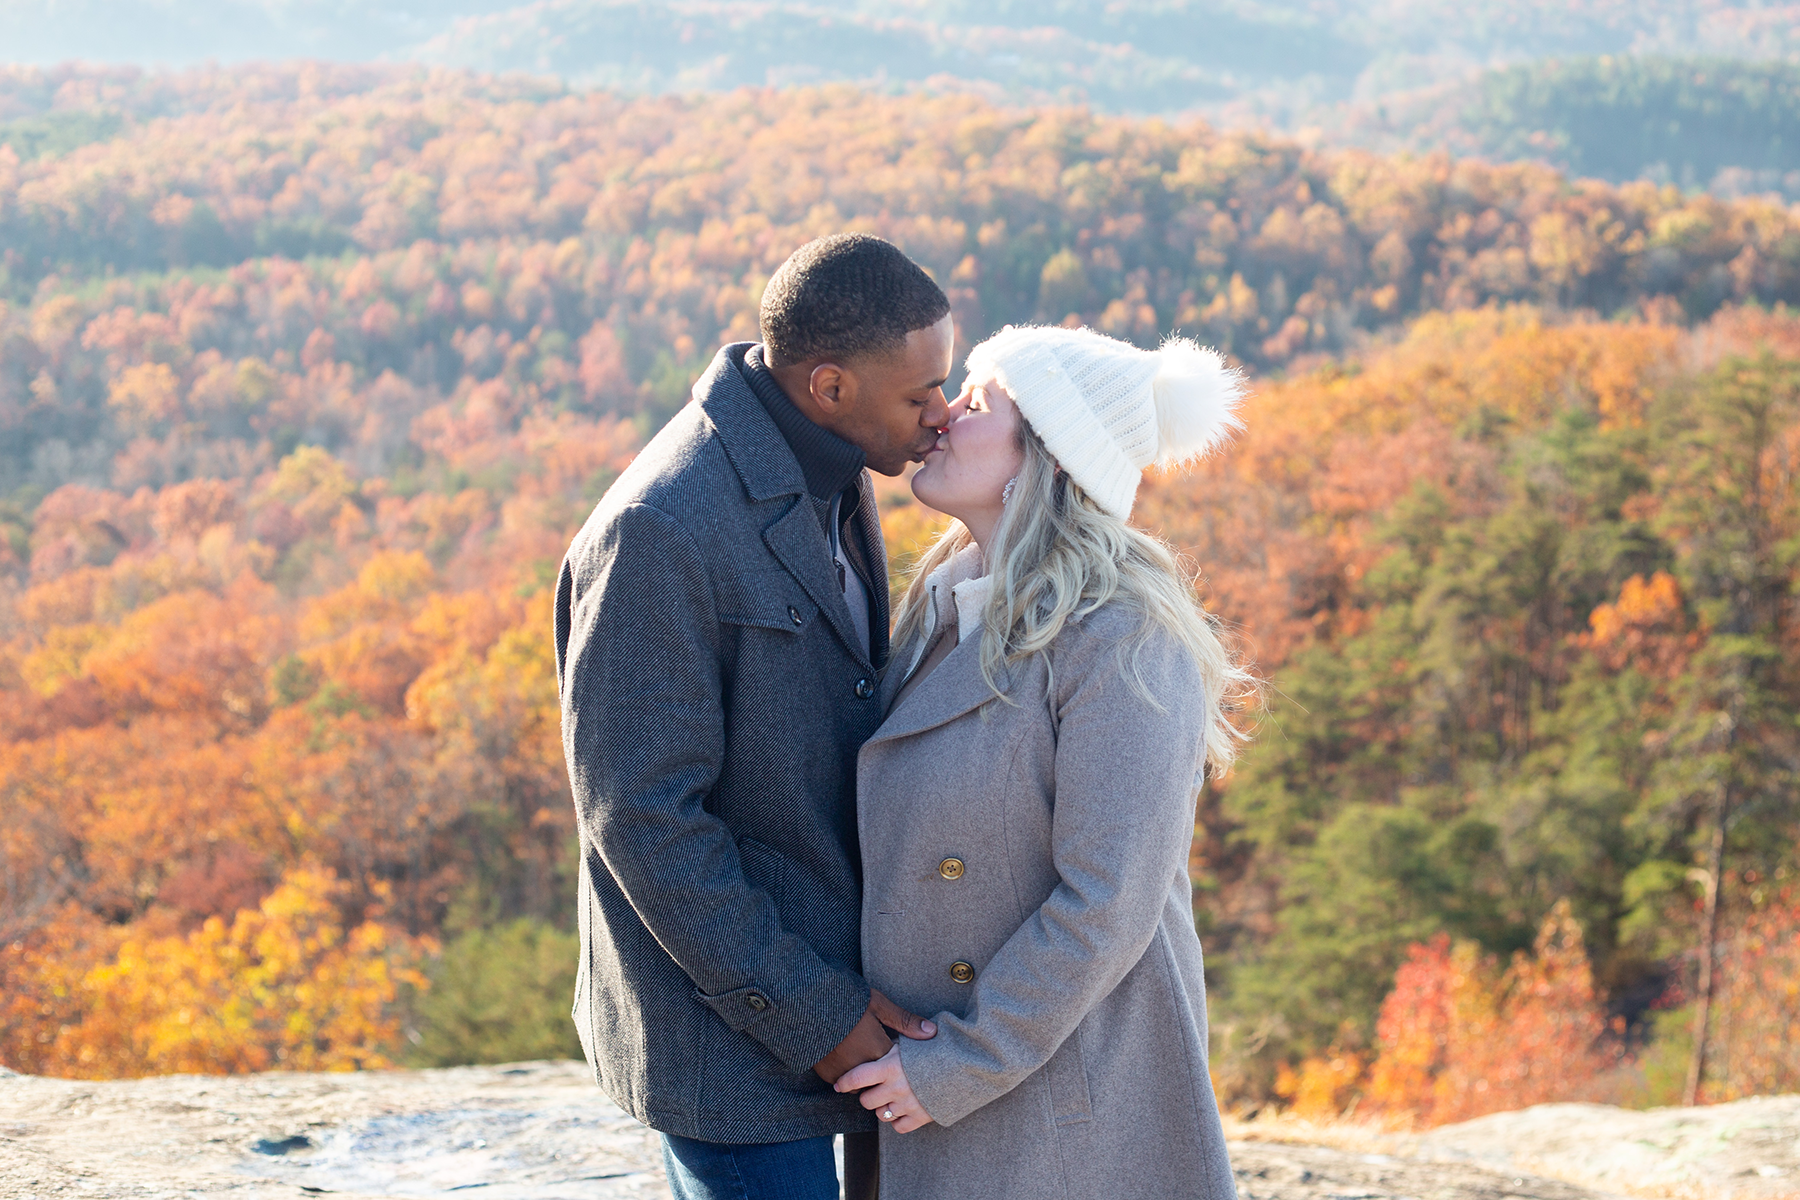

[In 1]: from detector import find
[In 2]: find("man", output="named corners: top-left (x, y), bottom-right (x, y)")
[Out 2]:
top-left (555, 234), bottom-right (955, 1199)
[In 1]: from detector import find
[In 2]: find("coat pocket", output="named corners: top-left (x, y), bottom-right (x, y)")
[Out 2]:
top-left (1046, 1025), bottom-right (1093, 1126)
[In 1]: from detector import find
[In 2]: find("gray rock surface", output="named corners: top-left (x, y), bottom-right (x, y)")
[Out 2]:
top-left (0, 1061), bottom-right (665, 1199)
top-left (1, 1060), bottom-right (1793, 1199)
top-left (1417, 1095), bottom-right (1800, 1200)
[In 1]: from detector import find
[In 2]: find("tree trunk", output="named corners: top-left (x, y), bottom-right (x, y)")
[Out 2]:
top-left (1684, 788), bottom-right (1730, 1107)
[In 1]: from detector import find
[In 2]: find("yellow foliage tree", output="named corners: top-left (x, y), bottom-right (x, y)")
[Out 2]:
top-left (43, 867), bottom-right (426, 1078)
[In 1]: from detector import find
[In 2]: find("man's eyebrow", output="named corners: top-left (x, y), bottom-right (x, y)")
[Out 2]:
top-left (920, 375), bottom-right (949, 390)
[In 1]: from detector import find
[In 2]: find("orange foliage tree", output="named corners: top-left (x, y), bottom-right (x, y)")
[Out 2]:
top-left (1362, 902), bottom-right (1622, 1127)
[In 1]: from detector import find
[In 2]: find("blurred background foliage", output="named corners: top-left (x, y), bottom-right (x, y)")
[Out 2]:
top-left (6, 1), bottom-right (1800, 196)
top-left (0, 53), bottom-right (1794, 1125)
top-left (408, 918), bottom-right (584, 1067)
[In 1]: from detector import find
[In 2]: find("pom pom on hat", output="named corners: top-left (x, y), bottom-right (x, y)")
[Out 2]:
top-left (1152, 336), bottom-right (1246, 469)
top-left (965, 324), bottom-right (1246, 519)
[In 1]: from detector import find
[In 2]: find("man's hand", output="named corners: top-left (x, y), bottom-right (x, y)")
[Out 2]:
top-left (812, 989), bottom-right (936, 1084)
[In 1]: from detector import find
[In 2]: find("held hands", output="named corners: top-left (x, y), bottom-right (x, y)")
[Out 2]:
top-left (836, 1043), bottom-right (934, 1133)
top-left (812, 988), bottom-right (937, 1085)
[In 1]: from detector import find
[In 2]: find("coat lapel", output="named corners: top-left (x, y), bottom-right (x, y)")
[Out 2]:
top-left (695, 343), bottom-right (875, 669)
top-left (864, 632), bottom-right (1008, 748)
top-left (763, 499), bottom-right (871, 668)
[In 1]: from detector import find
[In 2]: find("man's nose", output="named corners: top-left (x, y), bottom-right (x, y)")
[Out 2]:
top-left (923, 389), bottom-right (952, 428)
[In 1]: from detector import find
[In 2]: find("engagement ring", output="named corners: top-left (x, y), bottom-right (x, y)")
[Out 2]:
top-left (881, 1108), bottom-right (895, 1121)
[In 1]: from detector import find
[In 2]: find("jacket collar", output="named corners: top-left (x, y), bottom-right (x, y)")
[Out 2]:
top-left (694, 343), bottom-right (810, 504)
top-left (741, 343), bottom-right (866, 500)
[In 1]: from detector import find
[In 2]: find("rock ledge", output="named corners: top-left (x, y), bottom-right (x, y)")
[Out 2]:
top-left (1, 1061), bottom-right (1793, 1199)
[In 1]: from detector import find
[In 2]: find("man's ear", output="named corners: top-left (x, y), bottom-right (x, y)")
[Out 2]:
top-left (808, 361), bottom-right (857, 414)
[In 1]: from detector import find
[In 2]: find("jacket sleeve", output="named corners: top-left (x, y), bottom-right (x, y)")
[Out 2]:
top-left (557, 500), bottom-right (869, 1073)
top-left (896, 619), bottom-right (1206, 1126)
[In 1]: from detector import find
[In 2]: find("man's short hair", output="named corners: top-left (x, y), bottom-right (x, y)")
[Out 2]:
top-left (760, 234), bottom-right (951, 367)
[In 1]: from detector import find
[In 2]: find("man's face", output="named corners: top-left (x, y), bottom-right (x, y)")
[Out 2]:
top-left (823, 314), bottom-right (955, 476)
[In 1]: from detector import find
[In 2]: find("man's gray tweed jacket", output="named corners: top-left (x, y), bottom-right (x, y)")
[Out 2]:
top-left (554, 343), bottom-right (890, 1143)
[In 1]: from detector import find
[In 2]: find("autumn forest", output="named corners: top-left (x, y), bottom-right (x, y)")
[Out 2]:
top-left (0, 63), bottom-right (1796, 1120)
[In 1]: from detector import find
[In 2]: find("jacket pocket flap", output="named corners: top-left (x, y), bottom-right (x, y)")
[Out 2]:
top-left (715, 569), bottom-right (811, 632)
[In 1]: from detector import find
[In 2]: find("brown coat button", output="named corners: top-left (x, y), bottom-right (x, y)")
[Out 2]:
top-left (938, 858), bottom-right (964, 880)
top-left (949, 961), bottom-right (975, 984)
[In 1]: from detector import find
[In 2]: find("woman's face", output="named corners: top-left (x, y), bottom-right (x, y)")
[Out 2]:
top-left (910, 370), bottom-right (1027, 543)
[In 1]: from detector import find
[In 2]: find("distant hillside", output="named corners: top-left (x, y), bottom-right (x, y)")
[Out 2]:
top-left (0, 0), bottom-right (497, 65)
top-left (404, 0), bottom-right (1340, 112)
top-left (6, 0), bottom-right (1800, 118)
top-left (1330, 56), bottom-right (1800, 200)
top-left (5, 65), bottom-right (1799, 367)
top-left (9, 0), bottom-right (1800, 196)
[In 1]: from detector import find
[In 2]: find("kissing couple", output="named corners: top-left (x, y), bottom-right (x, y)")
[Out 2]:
top-left (555, 234), bottom-right (1251, 1199)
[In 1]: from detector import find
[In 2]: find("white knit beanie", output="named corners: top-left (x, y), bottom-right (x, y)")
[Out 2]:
top-left (964, 325), bottom-right (1246, 519)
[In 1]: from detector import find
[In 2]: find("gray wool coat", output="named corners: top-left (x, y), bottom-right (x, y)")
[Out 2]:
top-left (857, 554), bottom-right (1238, 1200)
top-left (555, 343), bottom-right (888, 1144)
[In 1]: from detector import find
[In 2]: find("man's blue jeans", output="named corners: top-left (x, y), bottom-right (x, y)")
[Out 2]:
top-left (660, 1132), bottom-right (839, 1200)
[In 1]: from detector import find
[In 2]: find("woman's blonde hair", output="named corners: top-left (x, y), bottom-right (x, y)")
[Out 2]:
top-left (894, 417), bottom-right (1256, 777)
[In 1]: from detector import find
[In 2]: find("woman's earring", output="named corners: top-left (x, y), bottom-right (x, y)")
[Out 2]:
top-left (1001, 476), bottom-right (1018, 505)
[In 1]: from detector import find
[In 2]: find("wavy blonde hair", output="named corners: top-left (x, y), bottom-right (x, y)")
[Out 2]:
top-left (893, 416), bottom-right (1256, 776)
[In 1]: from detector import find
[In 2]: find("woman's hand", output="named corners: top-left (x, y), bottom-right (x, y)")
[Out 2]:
top-left (835, 1042), bottom-right (935, 1133)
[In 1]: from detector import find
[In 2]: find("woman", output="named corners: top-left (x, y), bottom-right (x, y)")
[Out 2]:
top-left (836, 324), bottom-right (1253, 1199)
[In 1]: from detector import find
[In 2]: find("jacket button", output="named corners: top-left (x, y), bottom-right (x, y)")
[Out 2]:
top-left (949, 961), bottom-right (975, 985)
top-left (789, 606), bottom-right (803, 627)
top-left (855, 678), bottom-right (874, 699)
top-left (938, 858), bottom-right (964, 881)
top-left (745, 992), bottom-right (769, 1012)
